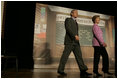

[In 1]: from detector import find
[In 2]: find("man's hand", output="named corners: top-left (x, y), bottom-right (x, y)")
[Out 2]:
top-left (75, 35), bottom-right (79, 41)
top-left (102, 42), bottom-right (107, 47)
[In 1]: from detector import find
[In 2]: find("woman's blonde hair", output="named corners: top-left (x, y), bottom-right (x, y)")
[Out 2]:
top-left (92, 15), bottom-right (100, 23)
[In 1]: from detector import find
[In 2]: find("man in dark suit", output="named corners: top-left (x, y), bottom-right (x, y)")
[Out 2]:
top-left (57, 10), bottom-right (92, 76)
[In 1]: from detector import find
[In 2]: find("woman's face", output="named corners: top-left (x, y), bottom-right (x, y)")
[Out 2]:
top-left (95, 17), bottom-right (100, 24)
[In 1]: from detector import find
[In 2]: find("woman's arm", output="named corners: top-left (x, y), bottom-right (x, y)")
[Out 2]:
top-left (93, 25), bottom-right (104, 45)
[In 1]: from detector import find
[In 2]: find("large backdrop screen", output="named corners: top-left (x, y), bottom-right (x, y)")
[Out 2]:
top-left (33, 3), bottom-right (115, 69)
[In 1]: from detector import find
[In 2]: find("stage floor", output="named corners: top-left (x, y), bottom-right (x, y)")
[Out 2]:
top-left (1, 68), bottom-right (116, 78)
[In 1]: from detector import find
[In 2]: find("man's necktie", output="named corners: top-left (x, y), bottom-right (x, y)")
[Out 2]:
top-left (75, 20), bottom-right (78, 35)
top-left (75, 20), bottom-right (78, 30)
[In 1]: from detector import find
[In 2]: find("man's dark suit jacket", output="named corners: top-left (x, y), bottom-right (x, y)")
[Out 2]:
top-left (64, 17), bottom-right (79, 45)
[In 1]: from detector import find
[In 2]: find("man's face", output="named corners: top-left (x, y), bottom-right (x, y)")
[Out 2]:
top-left (72, 10), bottom-right (78, 18)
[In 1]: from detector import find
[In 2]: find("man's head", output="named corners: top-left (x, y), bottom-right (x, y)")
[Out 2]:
top-left (92, 15), bottom-right (100, 24)
top-left (70, 9), bottom-right (78, 18)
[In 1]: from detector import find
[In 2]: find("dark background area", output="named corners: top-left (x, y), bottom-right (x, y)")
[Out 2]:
top-left (2, 1), bottom-right (36, 69)
top-left (38, 1), bottom-right (117, 16)
top-left (1, 1), bottom-right (117, 76)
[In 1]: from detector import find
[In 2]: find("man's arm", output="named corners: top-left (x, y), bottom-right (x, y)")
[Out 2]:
top-left (65, 18), bottom-right (78, 39)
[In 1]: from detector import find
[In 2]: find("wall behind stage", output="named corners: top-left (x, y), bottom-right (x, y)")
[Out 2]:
top-left (33, 3), bottom-right (115, 70)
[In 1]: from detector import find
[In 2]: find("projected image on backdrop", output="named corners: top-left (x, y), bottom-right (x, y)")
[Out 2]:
top-left (33, 3), bottom-right (115, 69)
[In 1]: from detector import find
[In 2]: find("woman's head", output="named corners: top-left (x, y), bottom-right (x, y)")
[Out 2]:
top-left (92, 15), bottom-right (100, 24)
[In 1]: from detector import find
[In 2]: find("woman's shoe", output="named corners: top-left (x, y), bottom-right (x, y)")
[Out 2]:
top-left (104, 72), bottom-right (113, 75)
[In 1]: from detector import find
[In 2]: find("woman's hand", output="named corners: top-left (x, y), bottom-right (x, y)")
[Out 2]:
top-left (103, 42), bottom-right (107, 47)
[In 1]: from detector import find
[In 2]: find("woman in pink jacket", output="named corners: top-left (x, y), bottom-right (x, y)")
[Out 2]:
top-left (92, 15), bottom-right (113, 76)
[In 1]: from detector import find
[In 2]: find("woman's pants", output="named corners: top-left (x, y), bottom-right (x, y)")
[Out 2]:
top-left (93, 46), bottom-right (109, 73)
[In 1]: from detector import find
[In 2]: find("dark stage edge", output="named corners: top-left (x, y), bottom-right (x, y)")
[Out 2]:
top-left (1, 68), bottom-right (116, 78)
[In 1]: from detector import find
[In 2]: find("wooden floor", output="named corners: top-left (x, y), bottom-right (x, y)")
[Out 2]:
top-left (1, 68), bottom-right (116, 78)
